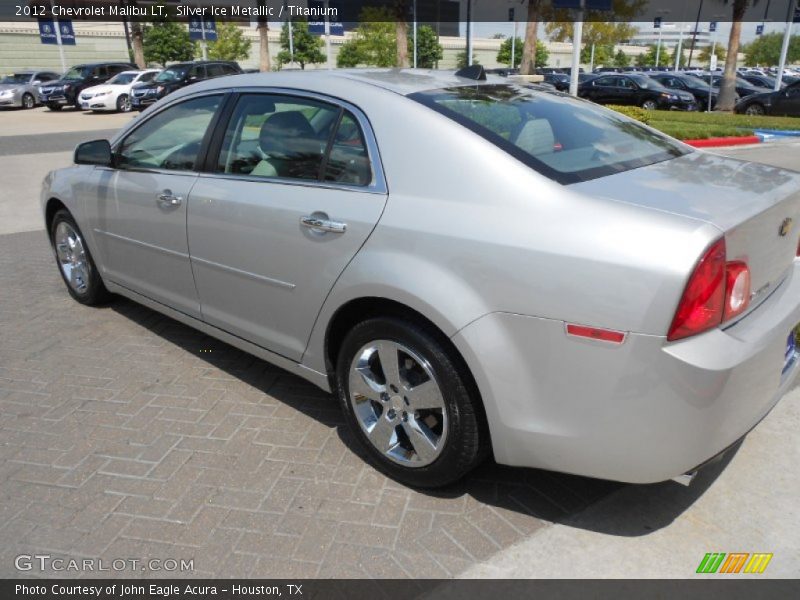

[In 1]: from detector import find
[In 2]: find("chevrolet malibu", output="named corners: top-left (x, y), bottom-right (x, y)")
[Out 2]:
top-left (41, 69), bottom-right (800, 488)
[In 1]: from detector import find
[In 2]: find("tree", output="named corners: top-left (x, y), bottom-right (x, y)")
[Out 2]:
top-left (456, 51), bottom-right (480, 69)
top-left (716, 0), bottom-right (761, 112)
top-left (613, 49), bottom-right (631, 68)
top-left (276, 19), bottom-right (325, 70)
top-left (498, 37), bottom-right (548, 69)
top-left (668, 44), bottom-right (687, 69)
top-left (698, 43), bottom-right (728, 67)
top-left (544, 0), bottom-right (645, 48)
top-left (520, 0), bottom-right (544, 75)
top-left (411, 25), bottom-right (443, 68)
top-left (206, 22), bottom-right (251, 61)
top-left (635, 44), bottom-right (659, 67)
top-left (257, 0), bottom-right (270, 72)
top-left (743, 32), bottom-right (800, 66)
top-left (394, 0), bottom-right (409, 68)
top-left (581, 43), bottom-right (613, 67)
top-left (142, 21), bottom-right (194, 66)
top-left (336, 8), bottom-right (396, 68)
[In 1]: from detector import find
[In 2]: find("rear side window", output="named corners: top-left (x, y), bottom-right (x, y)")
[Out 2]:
top-left (215, 93), bottom-right (372, 186)
top-left (410, 84), bottom-right (689, 185)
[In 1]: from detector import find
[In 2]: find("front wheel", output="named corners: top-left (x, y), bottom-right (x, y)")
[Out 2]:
top-left (116, 94), bottom-right (131, 112)
top-left (336, 317), bottom-right (488, 488)
top-left (21, 93), bottom-right (35, 109)
top-left (642, 99), bottom-right (659, 110)
top-left (50, 209), bottom-right (111, 305)
top-left (745, 103), bottom-right (765, 116)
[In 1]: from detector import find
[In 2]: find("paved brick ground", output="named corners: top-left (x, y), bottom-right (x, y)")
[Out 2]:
top-left (0, 230), bottom-right (620, 579)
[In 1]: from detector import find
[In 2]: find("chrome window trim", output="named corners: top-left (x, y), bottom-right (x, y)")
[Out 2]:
top-left (205, 86), bottom-right (388, 196)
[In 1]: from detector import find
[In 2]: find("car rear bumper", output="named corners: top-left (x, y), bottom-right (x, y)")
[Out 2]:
top-left (452, 261), bottom-right (800, 484)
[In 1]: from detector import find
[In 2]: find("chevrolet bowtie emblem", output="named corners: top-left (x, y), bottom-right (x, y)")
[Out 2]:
top-left (779, 218), bottom-right (793, 237)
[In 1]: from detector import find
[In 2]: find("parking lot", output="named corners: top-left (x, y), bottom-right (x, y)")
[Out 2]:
top-left (1, 106), bottom-right (799, 578)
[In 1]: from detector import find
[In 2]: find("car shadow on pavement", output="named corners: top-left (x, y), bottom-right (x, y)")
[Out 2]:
top-left (108, 296), bottom-right (734, 538)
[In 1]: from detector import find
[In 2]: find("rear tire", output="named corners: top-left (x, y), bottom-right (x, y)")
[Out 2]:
top-left (50, 209), bottom-right (111, 305)
top-left (21, 93), bottom-right (35, 109)
top-left (745, 103), bottom-right (765, 116)
top-left (642, 99), bottom-right (658, 110)
top-left (335, 316), bottom-right (488, 488)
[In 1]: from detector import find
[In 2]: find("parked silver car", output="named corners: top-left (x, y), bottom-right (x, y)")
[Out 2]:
top-left (41, 69), bottom-right (800, 488)
top-left (0, 70), bottom-right (61, 108)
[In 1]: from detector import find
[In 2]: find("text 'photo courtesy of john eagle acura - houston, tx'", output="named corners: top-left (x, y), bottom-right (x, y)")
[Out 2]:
top-left (42, 66), bottom-right (800, 489)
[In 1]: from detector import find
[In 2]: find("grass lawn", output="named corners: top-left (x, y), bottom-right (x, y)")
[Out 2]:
top-left (608, 106), bottom-right (800, 140)
top-left (649, 112), bottom-right (800, 140)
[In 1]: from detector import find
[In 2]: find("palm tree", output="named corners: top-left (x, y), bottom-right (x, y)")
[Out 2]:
top-left (395, 0), bottom-right (410, 67)
top-left (257, 0), bottom-right (271, 72)
top-left (717, 0), bottom-right (759, 111)
top-left (520, 0), bottom-right (544, 75)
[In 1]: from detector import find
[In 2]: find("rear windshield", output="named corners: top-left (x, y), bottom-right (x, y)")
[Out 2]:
top-left (409, 84), bottom-right (689, 185)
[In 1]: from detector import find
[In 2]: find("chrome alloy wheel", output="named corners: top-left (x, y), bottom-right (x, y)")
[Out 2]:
top-left (348, 340), bottom-right (448, 467)
top-left (54, 221), bottom-right (90, 294)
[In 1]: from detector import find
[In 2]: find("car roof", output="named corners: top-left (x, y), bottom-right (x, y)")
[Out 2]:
top-left (182, 68), bottom-right (510, 98)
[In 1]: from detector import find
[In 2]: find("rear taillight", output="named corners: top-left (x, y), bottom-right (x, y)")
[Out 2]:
top-left (668, 238), bottom-right (751, 342)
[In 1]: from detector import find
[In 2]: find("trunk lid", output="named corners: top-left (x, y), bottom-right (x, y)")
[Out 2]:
top-left (571, 151), bottom-right (800, 313)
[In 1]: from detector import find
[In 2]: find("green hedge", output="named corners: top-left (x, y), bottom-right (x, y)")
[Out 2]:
top-left (606, 105), bottom-right (651, 125)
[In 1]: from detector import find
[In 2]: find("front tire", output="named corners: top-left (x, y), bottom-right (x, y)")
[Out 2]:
top-left (50, 209), bottom-right (110, 305)
top-left (336, 316), bottom-right (488, 488)
top-left (116, 94), bottom-right (131, 112)
top-left (21, 93), bottom-right (35, 109)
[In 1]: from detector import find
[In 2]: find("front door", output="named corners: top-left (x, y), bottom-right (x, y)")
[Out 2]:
top-left (187, 92), bottom-right (387, 360)
top-left (772, 82), bottom-right (800, 117)
top-left (92, 94), bottom-right (223, 318)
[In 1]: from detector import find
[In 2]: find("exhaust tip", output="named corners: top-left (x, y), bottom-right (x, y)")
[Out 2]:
top-left (671, 471), bottom-right (698, 486)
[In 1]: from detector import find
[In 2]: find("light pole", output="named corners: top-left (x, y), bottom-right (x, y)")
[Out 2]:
top-left (775, 0), bottom-right (798, 91)
top-left (569, 0), bottom-right (585, 97)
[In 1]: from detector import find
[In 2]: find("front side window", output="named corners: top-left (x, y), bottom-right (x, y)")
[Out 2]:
top-left (189, 65), bottom-right (206, 80)
top-left (216, 94), bottom-right (366, 183)
top-left (410, 84), bottom-right (689, 185)
top-left (63, 66), bottom-right (90, 80)
top-left (207, 64), bottom-right (225, 77)
top-left (117, 95), bottom-right (221, 171)
top-left (1, 73), bottom-right (33, 84)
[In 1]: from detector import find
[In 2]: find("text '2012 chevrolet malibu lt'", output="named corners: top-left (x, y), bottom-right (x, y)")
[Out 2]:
top-left (41, 68), bottom-right (800, 488)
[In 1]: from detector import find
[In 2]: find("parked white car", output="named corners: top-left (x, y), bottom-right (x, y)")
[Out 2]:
top-left (79, 70), bottom-right (160, 112)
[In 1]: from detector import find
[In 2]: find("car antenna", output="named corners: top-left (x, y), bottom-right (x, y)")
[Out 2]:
top-left (455, 65), bottom-right (486, 81)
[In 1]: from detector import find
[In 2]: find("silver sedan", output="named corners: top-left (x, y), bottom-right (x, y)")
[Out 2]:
top-left (0, 70), bottom-right (61, 109)
top-left (41, 69), bottom-right (800, 488)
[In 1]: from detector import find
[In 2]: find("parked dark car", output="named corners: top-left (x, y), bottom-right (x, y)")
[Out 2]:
top-left (39, 63), bottom-right (136, 110)
top-left (542, 72), bottom-right (571, 91)
top-left (131, 60), bottom-right (242, 111)
top-left (579, 73), bottom-right (697, 110)
top-left (648, 72), bottom-right (719, 110)
top-left (735, 80), bottom-right (800, 117)
top-left (699, 74), bottom-right (763, 98)
top-left (742, 73), bottom-right (782, 91)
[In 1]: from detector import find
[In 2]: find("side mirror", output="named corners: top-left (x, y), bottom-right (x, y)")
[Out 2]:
top-left (74, 139), bottom-right (112, 167)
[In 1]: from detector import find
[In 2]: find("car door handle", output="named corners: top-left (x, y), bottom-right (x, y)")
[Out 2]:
top-left (157, 190), bottom-right (182, 207)
top-left (300, 215), bottom-right (347, 234)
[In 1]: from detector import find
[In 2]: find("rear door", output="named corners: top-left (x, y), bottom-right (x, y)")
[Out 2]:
top-left (187, 91), bottom-right (387, 360)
